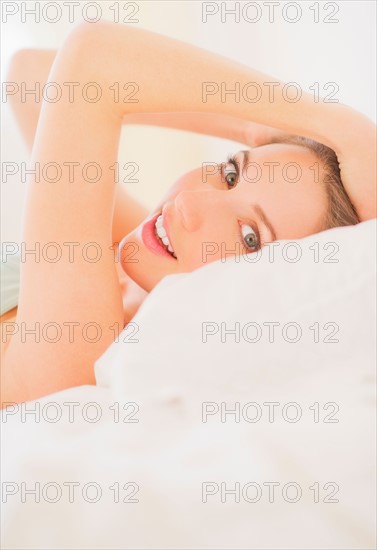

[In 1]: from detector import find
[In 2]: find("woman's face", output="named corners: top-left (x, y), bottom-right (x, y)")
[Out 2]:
top-left (119, 143), bottom-right (328, 291)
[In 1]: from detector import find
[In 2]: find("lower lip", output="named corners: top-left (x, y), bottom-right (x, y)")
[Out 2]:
top-left (141, 213), bottom-right (176, 259)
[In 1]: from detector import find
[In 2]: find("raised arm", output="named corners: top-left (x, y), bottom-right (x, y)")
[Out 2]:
top-left (74, 21), bottom-right (375, 221)
top-left (9, 27), bottom-right (376, 222)
top-left (6, 48), bottom-right (148, 245)
top-left (7, 49), bottom-right (283, 150)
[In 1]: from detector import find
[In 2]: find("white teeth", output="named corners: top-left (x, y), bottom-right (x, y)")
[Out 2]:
top-left (155, 214), bottom-right (176, 258)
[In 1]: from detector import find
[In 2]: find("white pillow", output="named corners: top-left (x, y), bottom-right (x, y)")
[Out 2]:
top-left (91, 220), bottom-right (376, 549)
top-left (95, 219), bottom-right (376, 405)
top-left (91, 220), bottom-right (376, 548)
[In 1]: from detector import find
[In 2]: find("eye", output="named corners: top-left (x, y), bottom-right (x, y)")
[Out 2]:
top-left (241, 223), bottom-right (260, 252)
top-left (223, 154), bottom-right (239, 189)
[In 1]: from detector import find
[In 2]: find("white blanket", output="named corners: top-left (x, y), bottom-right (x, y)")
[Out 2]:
top-left (2, 220), bottom-right (376, 549)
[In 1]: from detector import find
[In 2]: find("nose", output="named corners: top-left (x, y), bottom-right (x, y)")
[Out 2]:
top-left (174, 189), bottom-right (222, 232)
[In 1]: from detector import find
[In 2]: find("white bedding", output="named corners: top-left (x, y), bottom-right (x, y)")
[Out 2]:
top-left (1, 220), bottom-right (376, 549)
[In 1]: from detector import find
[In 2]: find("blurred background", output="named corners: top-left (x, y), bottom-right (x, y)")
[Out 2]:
top-left (1, 0), bottom-right (376, 243)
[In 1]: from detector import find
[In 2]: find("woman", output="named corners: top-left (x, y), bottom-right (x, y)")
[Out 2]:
top-left (1, 21), bottom-right (376, 406)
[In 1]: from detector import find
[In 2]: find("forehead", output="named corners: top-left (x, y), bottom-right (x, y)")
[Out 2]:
top-left (239, 143), bottom-right (322, 190)
top-left (247, 142), bottom-right (317, 165)
top-left (239, 143), bottom-right (323, 195)
top-left (239, 143), bottom-right (328, 239)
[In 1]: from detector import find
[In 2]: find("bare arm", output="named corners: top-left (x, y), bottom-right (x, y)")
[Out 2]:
top-left (77, 21), bottom-right (375, 221)
top-left (2, 30), bottom-right (126, 405)
top-left (7, 50), bottom-right (279, 153)
top-left (9, 33), bottom-right (376, 222)
top-left (7, 48), bottom-right (149, 244)
top-left (6, 47), bottom-right (149, 324)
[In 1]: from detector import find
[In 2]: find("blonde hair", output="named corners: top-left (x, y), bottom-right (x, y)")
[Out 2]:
top-left (271, 135), bottom-right (360, 229)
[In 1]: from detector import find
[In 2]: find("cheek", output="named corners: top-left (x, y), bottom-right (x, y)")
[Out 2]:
top-left (178, 247), bottom-right (207, 271)
top-left (178, 223), bottom-right (240, 271)
top-left (263, 182), bottom-right (327, 238)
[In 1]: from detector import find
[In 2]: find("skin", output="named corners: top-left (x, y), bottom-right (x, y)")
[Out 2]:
top-left (1, 21), bottom-right (375, 405)
top-left (121, 143), bottom-right (327, 292)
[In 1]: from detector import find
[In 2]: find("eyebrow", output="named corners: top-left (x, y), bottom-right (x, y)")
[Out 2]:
top-left (240, 150), bottom-right (278, 243)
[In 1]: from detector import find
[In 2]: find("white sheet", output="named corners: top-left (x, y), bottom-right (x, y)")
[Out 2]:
top-left (2, 220), bottom-right (376, 549)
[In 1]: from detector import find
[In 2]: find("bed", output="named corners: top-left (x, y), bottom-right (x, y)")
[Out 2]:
top-left (1, 219), bottom-right (376, 549)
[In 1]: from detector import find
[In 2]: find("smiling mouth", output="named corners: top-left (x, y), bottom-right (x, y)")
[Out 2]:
top-left (154, 214), bottom-right (177, 259)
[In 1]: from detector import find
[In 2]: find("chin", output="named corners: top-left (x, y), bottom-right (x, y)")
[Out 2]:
top-left (118, 243), bottom-right (165, 293)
